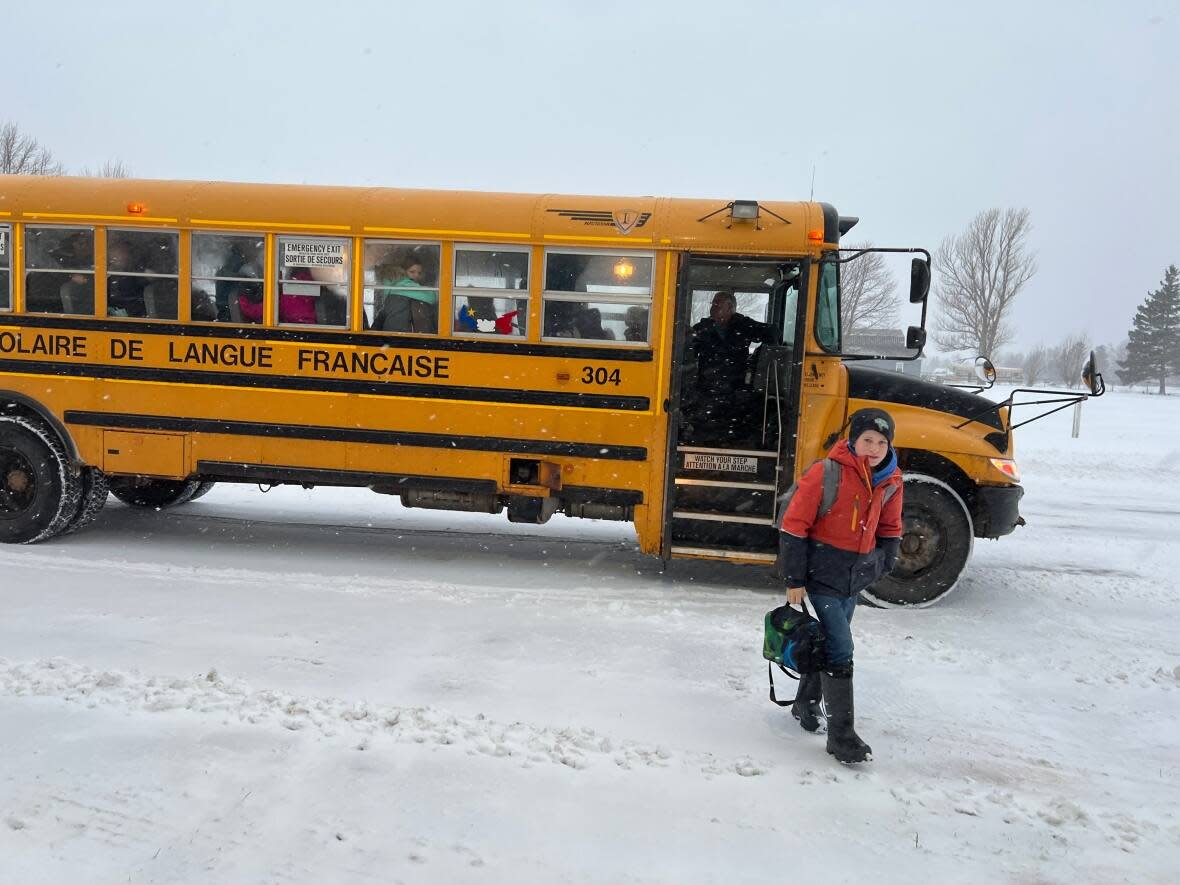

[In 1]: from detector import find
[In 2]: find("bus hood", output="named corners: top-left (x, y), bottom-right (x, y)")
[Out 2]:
top-left (845, 365), bottom-right (1004, 431)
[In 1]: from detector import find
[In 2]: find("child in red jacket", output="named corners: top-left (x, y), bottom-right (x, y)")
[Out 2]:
top-left (779, 407), bottom-right (903, 763)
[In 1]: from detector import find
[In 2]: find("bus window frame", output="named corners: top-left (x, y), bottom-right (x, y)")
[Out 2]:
top-left (274, 233), bottom-right (353, 330)
top-left (541, 246), bottom-right (655, 346)
top-left (451, 242), bottom-right (531, 340)
top-left (190, 230), bottom-right (268, 326)
top-left (360, 237), bottom-right (443, 336)
top-left (23, 224), bottom-right (97, 318)
top-left (0, 224), bottom-right (10, 312)
top-left (105, 226), bottom-right (181, 322)
top-left (813, 254), bottom-right (841, 353)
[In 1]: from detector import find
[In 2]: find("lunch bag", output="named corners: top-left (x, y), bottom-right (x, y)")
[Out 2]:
top-left (762, 603), bottom-right (828, 706)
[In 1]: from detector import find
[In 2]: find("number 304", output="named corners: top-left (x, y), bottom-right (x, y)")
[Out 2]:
top-left (581, 366), bottom-right (621, 386)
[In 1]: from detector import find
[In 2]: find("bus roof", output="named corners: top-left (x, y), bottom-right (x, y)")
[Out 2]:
top-left (0, 175), bottom-right (839, 254)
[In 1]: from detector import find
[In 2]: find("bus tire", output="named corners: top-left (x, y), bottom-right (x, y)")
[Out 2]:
top-left (186, 481), bottom-right (217, 503)
top-left (109, 477), bottom-right (201, 509)
top-left (0, 416), bottom-right (83, 544)
top-left (60, 467), bottom-right (110, 535)
top-left (860, 474), bottom-right (973, 608)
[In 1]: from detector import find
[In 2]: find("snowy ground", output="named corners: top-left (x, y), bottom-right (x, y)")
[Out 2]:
top-left (2, 387), bottom-right (1178, 884)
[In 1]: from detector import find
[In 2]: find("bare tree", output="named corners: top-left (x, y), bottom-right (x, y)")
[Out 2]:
top-left (839, 243), bottom-right (898, 346)
top-left (1022, 344), bottom-right (1048, 386)
top-left (79, 159), bottom-right (131, 178)
top-left (0, 122), bottom-right (65, 175)
top-left (993, 348), bottom-right (1023, 368)
top-left (1050, 332), bottom-right (1089, 387)
top-left (933, 207), bottom-right (1037, 357)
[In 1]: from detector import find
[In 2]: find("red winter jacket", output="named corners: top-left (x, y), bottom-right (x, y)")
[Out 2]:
top-left (779, 440), bottom-right (904, 598)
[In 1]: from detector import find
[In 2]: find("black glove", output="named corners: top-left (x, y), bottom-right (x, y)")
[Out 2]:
top-left (877, 537), bottom-right (901, 573)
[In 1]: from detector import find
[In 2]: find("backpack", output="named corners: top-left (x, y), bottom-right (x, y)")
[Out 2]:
top-left (773, 458), bottom-right (841, 581)
top-left (776, 457), bottom-right (842, 527)
top-left (762, 603), bottom-right (828, 706)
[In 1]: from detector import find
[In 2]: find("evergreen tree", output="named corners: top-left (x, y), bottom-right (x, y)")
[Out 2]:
top-left (1120, 265), bottom-right (1180, 394)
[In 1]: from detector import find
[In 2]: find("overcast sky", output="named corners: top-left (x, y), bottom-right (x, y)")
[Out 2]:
top-left (5, 1), bottom-right (1176, 354)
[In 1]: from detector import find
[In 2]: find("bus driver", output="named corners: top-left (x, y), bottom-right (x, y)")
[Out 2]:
top-left (685, 290), bottom-right (773, 443)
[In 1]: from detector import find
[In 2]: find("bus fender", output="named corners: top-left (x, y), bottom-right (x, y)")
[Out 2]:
top-left (0, 389), bottom-right (79, 462)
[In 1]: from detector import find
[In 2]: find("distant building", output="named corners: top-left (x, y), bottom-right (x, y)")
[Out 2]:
top-left (843, 328), bottom-right (922, 375)
top-left (926, 364), bottom-right (1024, 385)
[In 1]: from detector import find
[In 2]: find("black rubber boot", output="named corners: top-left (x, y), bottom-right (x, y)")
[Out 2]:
top-left (821, 664), bottom-right (872, 763)
top-left (791, 671), bottom-right (825, 733)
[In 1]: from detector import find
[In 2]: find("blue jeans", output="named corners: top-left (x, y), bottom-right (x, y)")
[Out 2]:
top-left (809, 593), bottom-right (858, 667)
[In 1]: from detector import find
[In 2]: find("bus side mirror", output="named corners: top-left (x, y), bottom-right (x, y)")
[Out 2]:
top-left (1082, 349), bottom-right (1104, 395)
top-left (974, 356), bottom-right (997, 386)
top-left (909, 257), bottom-right (931, 303)
top-left (906, 325), bottom-right (926, 351)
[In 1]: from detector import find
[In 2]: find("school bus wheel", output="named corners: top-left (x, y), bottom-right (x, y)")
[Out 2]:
top-left (0, 416), bottom-right (83, 544)
top-left (108, 476), bottom-right (202, 510)
top-left (60, 467), bottom-right (110, 536)
top-left (187, 481), bottom-right (218, 503)
top-left (860, 474), bottom-right (974, 608)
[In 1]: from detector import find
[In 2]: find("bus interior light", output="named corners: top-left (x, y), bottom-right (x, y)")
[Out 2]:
top-left (613, 259), bottom-right (634, 279)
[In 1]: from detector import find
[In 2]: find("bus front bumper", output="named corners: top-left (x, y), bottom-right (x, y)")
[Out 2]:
top-left (973, 485), bottom-right (1025, 539)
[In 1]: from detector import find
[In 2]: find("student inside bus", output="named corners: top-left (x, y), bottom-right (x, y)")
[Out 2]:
top-left (106, 238), bottom-right (147, 317)
top-left (274, 270), bottom-right (330, 325)
top-left (26, 230), bottom-right (95, 314)
top-left (107, 233), bottom-right (185, 319)
top-left (374, 253), bottom-right (437, 333)
top-left (572, 306), bottom-right (614, 340)
top-left (623, 305), bottom-right (648, 342)
top-left (215, 240), bottom-right (263, 323)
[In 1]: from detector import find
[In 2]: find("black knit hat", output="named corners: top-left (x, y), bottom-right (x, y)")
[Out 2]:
top-left (848, 407), bottom-right (895, 444)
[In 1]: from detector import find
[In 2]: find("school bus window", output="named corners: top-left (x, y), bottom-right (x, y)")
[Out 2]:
top-left (191, 233), bottom-right (265, 323)
top-left (453, 245), bottom-right (528, 337)
top-left (815, 259), bottom-right (840, 351)
top-left (363, 240), bottom-right (440, 334)
top-left (24, 226), bottom-right (95, 316)
top-left (0, 226), bottom-right (10, 311)
top-left (544, 251), bottom-right (653, 295)
top-left (107, 229), bottom-right (179, 320)
top-left (542, 250), bottom-right (653, 342)
top-left (277, 235), bottom-right (351, 328)
top-left (545, 300), bottom-right (647, 341)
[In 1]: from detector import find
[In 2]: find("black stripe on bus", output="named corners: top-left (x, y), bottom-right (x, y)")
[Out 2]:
top-left (0, 359), bottom-right (649, 411)
top-left (195, 460), bottom-right (500, 493)
top-left (193, 462), bottom-right (644, 505)
top-left (65, 411), bottom-right (650, 462)
top-left (560, 485), bottom-right (644, 506)
top-left (0, 314), bottom-right (654, 362)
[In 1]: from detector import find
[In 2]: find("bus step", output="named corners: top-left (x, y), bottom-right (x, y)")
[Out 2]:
top-left (673, 478), bottom-right (777, 491)
top-left (672, 510), bottom-right (776, 526)
top-left (670, 545), bottom-right (778, 564)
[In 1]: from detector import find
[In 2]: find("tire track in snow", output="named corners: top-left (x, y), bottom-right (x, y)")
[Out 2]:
top-left (0, 546), bottom-right (771, 614)
top-left (0, 657), bottom-right (772, 779)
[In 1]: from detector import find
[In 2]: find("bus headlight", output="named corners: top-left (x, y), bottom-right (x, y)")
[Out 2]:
top-left (989, 458), bottom-right (1020, 482)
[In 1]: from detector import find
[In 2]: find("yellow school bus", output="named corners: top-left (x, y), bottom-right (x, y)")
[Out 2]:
top-left (0, 175), bottom-right (1032, 605)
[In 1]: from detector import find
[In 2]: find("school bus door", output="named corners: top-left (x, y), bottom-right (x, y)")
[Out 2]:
top-left (662, 256), bottom-right (806, 563)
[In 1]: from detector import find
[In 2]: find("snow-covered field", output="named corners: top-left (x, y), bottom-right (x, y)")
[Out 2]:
top-left (2, 387), bottom-right (1177, 884)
